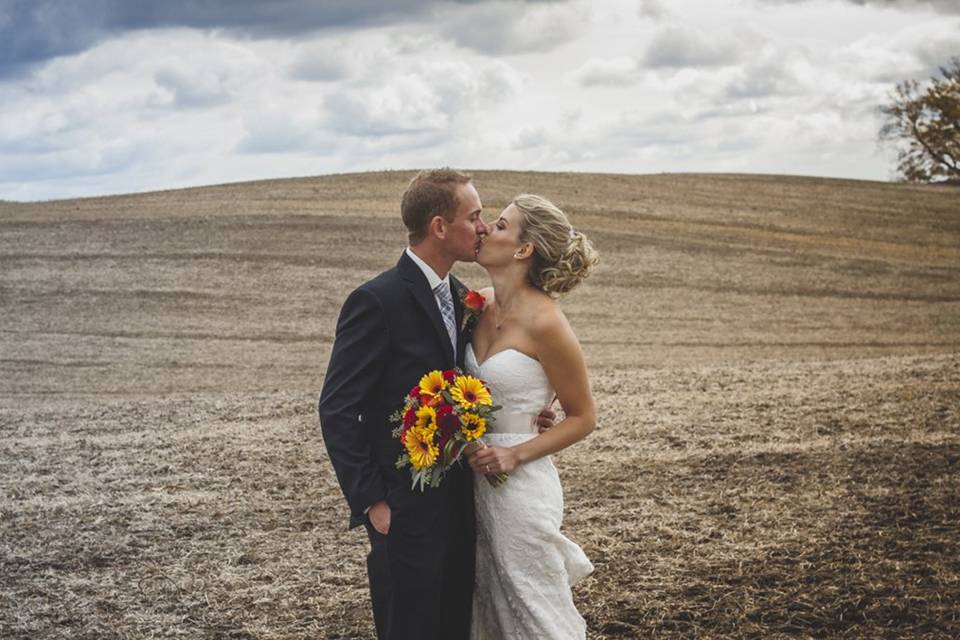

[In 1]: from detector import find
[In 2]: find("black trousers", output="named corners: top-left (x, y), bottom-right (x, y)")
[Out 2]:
top-left (364, 488), bottom-right (475, 640)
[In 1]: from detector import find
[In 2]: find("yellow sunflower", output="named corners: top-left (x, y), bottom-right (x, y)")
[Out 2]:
top-left (449, 375), bottom-right (492, 409)
top-left (460, 413), bottom-right (486, 441)
top-left (415, 405), bottom-right (438, 432)
top-left (418, 370), bottom-right (448, 399)
top-left (405, 426), bottom-right (439, 469)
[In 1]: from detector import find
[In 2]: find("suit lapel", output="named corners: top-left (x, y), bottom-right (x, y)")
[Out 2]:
top-left (398, 252), bottom-right (456, 367)
top-left (451, 277), bottom-right (467, 368)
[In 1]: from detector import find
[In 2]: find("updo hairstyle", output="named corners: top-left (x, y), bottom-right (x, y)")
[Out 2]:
top-left (513, 194), bottom-right (599, 296)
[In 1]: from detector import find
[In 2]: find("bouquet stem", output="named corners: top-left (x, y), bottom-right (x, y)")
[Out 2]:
top-left (477, 440), bottom-right (509, 486)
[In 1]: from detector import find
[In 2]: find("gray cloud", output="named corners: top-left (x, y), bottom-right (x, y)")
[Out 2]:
top-left (511, 126), bottom-right (548, 149)
top-left (914, 37), bottom-right (960, 73)
top-left (0, 1), bottom-right (564, 76)
top-left (758, 0), bottom-right (960, 13)
top-left (235, 110), bottom-right (331, 154)
top-left (639, 0), bottom-right (668, 20)
top-left (724, 60), bottom-right (804, 99)
top-left (238, 56), bottom-right (523, 154)
top-left (319, 59), bottom-right (522, 137)
top-left (436, 1), bottom-right (584, 55)
top-left (322, 92), bottom-right (443, 138)
top-left (601, 108), bottom-right (698, 150)
top-left (0, 0), bottom-right (943, 200)
top-left (570, 57), bottom-right (641, 87)
top-left (154, 67), bottom-right (233, 108)
top-left (290, 53), bottom-right (350, 83)
top-left (846, 0), bottom-right (960, 11)
top-left (0, 140), bottom-right (138, 183)
top-left (643, 26), bottom-right (742, 68)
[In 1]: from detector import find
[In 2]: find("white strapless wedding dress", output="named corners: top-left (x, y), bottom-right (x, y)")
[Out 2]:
top-left (466, 343), bottom-right (594, 640)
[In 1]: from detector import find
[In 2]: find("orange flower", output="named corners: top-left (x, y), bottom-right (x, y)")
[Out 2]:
top-left (418, 370), bottom-right (448, 400)
top-left (405, 426), bottom-right (439, 470)
top-left (449, 375), bottom-right (492, 409)
top-left (464, 290), bottom-right (485, 312)
top-left (461, 290), bottom-right (485, 331)
top-left (415, 405), bottom-right (438, 432)
top-left (460, 413), bottom-right (486, 441)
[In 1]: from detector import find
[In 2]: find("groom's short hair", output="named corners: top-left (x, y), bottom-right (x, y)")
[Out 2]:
top-left (402, 168), bottom-right (472, 245)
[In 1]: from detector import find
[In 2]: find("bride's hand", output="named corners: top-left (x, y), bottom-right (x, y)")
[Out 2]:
top-left (468, 445), bottom-right (520, 475)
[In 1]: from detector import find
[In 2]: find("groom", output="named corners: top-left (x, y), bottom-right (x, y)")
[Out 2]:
top-left (319, 168), bottom-right (489, 640)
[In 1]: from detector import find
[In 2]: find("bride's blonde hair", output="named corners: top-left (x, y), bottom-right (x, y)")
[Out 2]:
top-left (513, 194), bottom-right (599, 296)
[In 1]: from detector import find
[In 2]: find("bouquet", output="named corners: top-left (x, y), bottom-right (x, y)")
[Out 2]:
top-left (390, 368), bottom-right (506, 491)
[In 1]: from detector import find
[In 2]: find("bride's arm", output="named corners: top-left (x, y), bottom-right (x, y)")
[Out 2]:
top-left (467, 307), bottom-right (595, 474)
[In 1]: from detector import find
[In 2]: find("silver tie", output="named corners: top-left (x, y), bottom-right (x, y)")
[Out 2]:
top-left (434, 281), bottom-right (457, 358)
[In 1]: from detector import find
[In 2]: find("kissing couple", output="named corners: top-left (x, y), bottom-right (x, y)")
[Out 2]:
top-left (319, 168), bottom-right (599, 639)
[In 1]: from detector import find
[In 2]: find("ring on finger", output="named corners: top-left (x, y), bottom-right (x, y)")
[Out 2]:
top-left (485, 464), bottom-right (490, 473)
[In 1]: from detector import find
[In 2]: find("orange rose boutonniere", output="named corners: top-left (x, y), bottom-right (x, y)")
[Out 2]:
top-left (461, 289), bottom-right (486, 332)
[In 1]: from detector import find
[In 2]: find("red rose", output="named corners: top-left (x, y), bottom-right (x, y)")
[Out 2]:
top-left (436, 405), bottom-right (460, 436)
top-left (464, 290), bottom-right (485, 312)
top-left (408, 385), bottom-right (421, 398)
top-left (442, 369), bottom-right (457, 382)
top-left (403, 407), bottom-right (416, 428)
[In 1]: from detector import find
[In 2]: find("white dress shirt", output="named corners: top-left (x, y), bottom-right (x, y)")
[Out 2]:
top-left (405, 246), bottom-right (451, 317)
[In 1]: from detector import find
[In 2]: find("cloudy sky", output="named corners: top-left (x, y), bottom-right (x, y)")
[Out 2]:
top-left (0, 0), bottom-right (957, 201)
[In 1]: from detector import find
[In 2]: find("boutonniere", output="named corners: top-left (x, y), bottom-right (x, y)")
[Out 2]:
top-left (460, 289), bottom-right (485, 332)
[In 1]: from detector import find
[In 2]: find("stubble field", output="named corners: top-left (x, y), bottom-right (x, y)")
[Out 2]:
top-left (1, 171), bottom-right (958, 639)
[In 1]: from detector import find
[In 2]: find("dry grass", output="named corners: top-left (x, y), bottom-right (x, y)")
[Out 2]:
top-left (1, 171), bottom-right (958, 638)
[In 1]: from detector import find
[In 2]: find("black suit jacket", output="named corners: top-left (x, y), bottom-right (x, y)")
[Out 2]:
top-left (319, 251), bottom-right (472, 530)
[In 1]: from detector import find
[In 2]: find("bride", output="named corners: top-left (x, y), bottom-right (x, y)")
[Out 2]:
top-left (465, 194), bottom-right (599, 639)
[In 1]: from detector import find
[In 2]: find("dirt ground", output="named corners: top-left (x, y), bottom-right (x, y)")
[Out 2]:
top-left (1, 171), bottom-right (958, 638)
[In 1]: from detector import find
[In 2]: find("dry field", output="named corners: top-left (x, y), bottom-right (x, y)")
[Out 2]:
top-left (1, 171), bottom-right (958, 639)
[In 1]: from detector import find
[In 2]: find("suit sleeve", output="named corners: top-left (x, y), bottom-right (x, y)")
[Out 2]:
top-left (318, 286), bottom-right (389, 522)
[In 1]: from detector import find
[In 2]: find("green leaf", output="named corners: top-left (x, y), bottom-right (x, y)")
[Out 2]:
top-left (443, 438), bottom-right (457, 465)
top-left (447, 440), bottom-right (464, 465)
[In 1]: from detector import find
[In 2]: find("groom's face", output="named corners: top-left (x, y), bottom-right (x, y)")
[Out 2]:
top-left (444, 182), bottom-right (487, 263)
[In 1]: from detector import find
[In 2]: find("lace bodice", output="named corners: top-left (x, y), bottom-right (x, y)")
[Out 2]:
top-left (465, 344), bottom-right (555, 434)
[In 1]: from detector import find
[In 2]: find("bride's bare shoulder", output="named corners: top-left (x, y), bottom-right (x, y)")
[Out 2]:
top-left (527, 293), bottom-right (571, 337)
top-left (527, 296), bottom-right (584, 373)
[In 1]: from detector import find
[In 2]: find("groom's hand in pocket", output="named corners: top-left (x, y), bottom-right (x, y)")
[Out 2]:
top-left (368, 500), bottom-right (391, 535)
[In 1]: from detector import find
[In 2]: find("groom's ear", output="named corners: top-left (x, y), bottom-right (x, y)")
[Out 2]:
top-left (428, 215), bottom-right (447, 240)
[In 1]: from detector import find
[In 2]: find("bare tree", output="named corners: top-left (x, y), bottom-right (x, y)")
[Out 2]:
top-left (879, 58), bottom-right (960, 183)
